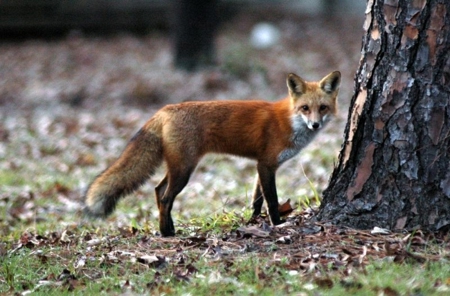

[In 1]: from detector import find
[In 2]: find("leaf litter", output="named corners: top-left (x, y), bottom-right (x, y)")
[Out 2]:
top-left (4, 213), bottom-right (450, 294)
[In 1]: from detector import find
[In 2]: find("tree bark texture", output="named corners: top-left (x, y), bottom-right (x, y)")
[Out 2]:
top-left (318, 0), bottom-right (450, 232)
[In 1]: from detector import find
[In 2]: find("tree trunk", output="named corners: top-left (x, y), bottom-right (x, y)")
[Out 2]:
top-left (317, 0), bottom-right (450, 232)
top-left (173, 0), bottom-right (218, 71)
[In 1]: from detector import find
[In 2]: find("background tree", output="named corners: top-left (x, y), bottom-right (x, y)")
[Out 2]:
top-left (173, 0), bottom-right (218, 71)
top-left (318, 0), bottom-right (450, 232)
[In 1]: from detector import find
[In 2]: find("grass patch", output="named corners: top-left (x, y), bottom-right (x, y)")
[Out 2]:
top-left (1, 231), bottom-right (449, 295)
top-left (182, 209), bottom-right (252, 235)
top-left (1, 150), bottom-right (449, 295)
top-left (0, 171), bottom-right (27, 187)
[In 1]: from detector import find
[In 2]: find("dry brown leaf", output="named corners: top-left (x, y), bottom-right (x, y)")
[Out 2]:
top-left (278, 199), bottom-right (294, 217)
top-left (236, 226), bottom-right (270, 238)
top-left (314, 277), bottom-right (334, 289)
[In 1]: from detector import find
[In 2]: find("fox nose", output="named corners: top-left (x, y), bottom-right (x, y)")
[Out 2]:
top-left (312, 122), bottom-right (320, 130)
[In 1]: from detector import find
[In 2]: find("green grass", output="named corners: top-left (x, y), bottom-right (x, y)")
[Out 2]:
top-left (2, 159), bottom-right (449, 296)
top-left (0, 170), bottom-right (27, 187)
top-left (185, 210), bottom-right (248, 234)
top-left (2, 238), bottom-right (449, 295)
top-left (1, 157), bottom-right (449, 295)
top-left (1, 107), bottom-right (448, 296)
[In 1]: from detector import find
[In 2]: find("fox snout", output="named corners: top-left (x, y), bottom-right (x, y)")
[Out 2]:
top-left (300, 112), bottom-right (327, 131)
top-left (309, 121), bottom-right (321, 130)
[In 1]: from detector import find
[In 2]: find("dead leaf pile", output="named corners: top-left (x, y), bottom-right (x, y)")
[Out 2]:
top-left (4, 212), bottom-right (449, 294)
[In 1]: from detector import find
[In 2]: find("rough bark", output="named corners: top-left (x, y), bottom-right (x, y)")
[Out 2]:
top-left (318, 0), bottom-right (450, 232)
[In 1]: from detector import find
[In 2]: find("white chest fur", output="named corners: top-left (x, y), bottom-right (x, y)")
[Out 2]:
top-left (277, 115), bottom-right (319, 165)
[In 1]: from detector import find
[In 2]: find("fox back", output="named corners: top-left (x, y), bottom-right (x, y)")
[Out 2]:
top-left (84, 71), bottom-right (341, 237)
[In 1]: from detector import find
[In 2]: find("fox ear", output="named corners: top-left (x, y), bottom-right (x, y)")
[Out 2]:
top-left (287, 73), bottom-right (306, 95)
top-left (320, 71), bottom-right (341, 94)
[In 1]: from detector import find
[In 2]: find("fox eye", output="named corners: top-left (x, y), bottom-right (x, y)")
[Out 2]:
top-left (301, 105), bottom-right (309, 111)
top-left (319, 105), bottom-right (328, 111)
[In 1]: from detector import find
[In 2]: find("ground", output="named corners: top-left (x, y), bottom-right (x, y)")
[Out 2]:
top-left (0, 11), bottom-right (449, 295)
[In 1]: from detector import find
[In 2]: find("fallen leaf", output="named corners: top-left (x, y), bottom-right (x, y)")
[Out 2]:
top-left (276, 235), bottom-right (292, 244)
top-left (371, 227), bottom-right (391, 235)
top-left (74, 256), bottom-right (86, 269)
top-left (76, 153), bottom-right (97, 166)
top-left (278, 199), bottom-right (294, 216)
top-left (138, 255), bottom-right (160, 265)
top-left (137, 255), bottom-right (166, 267)
top-left (314, 277), bottom-right (334, 289)
top-left (377, 286), bottom-right (399, 296)
top-left (236, 226), bottom-right (270, 238)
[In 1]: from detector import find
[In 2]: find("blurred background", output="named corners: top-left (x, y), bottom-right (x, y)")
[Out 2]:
top-left (0, 1), bottom-right (363, 35)
top-left (0, 0), bottom-right (366, 224)
top-left (0, 0), bottom-right (365, 108)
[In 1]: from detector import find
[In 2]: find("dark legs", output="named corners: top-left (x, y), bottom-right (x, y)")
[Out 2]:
top-left (251, 177), bottom-right (264, 218)
top-left (155, 167), bottom-right (193, 237)
top-left (251, 164), bottom-right (281, 225)
top-left (156, 161), bottom-right (282, 236)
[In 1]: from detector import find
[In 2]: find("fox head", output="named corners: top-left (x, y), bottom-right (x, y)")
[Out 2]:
top-left (287, 71), bottom-right (341, 131)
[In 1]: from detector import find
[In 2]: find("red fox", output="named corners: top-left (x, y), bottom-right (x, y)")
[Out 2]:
top-left (84, 71), bottom-right (341, 236)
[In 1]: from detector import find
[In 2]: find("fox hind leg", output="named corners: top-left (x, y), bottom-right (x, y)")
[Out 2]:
top-left (251, 176), bottom-right (264, 219)
top-left (157, 166), bottom-right (194, 237)
top-left (155, 175), bottom-right (168, 210)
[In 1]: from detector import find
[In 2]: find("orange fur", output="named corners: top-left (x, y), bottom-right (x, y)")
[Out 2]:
top-left (84, 71), bottom-right (341, 236)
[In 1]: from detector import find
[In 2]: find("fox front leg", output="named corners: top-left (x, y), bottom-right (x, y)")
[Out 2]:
top-left (255, 163), bottom-right (282, 225)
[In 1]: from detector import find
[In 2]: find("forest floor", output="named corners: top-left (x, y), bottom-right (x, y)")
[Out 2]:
top-left (1, 10), bottom-right (449, 295)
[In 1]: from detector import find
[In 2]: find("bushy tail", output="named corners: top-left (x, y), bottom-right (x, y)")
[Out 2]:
top-left (84, 122), bottom-right (163, 218)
